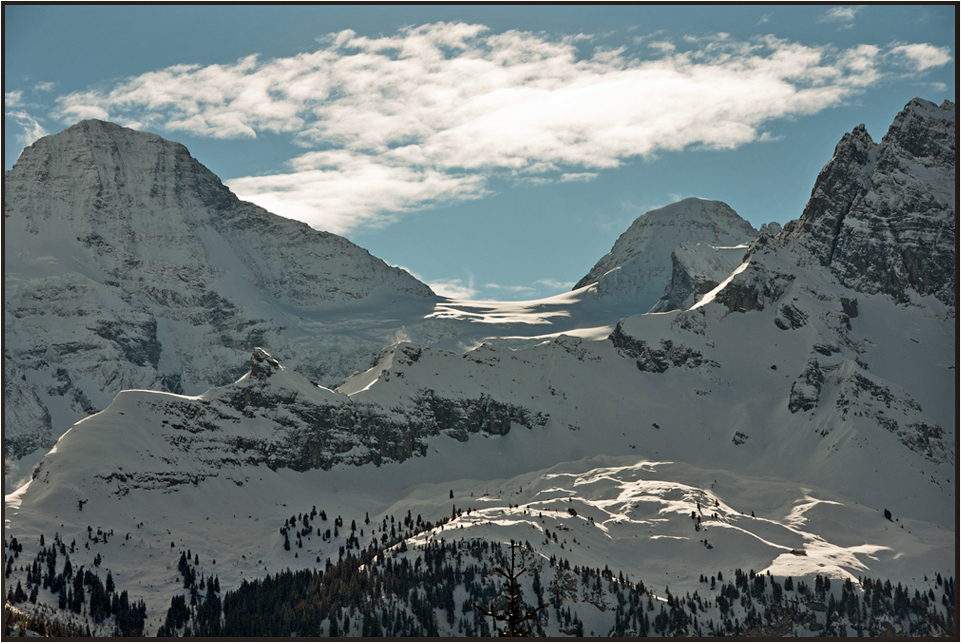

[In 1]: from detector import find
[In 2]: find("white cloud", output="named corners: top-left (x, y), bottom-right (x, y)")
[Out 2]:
top-left (819, 7), bottom-right (862, 23)
top-left (60, 102), bottom-right (110, 121)
top-left (647, 40), bottom-right (676, 54)
top-left (5, 92), bottom-right (49, 147)
top-left (6, 111), bottom-right (48, 148)
top-left (889, 43), bottom-right (952, 71)
top-left (425, 277), bottom-right (478, 300)
top-left (226, 156), bottom-right (488, 234)
top-left (559, 172), bottom-right (598, 183)
top-left (44, 22), bottom-right (935, 233)
top-left (535, 278), bottom-right (577, 291)
top-left (399, 267), bottom-right (478, 299)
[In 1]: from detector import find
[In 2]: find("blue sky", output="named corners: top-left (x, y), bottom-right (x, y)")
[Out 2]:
top-left (4, 4), bottom-right (955, 300)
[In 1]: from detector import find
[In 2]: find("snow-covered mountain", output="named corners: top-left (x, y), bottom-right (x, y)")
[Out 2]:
top-left (573, 198), bottom-right (760, 310)
top-left (3, 120), bottom-right (439, 461)
top-left (4, 99), bottom-right (955, 637)
top-left (3, 122), bottom-right (761, 469)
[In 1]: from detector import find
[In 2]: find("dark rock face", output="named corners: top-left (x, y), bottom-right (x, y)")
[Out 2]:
top-left (608, 322), bottom-right (648, 358)
top-left (834, 371), bottom-right (949, 465)
top-left (91, 319), bottom-right (161, 368)
top-left (4, 356), bottom-right (54, 458)
top-left (609, 321), bottom-right (717, 373)
top-left (712, 264), bottom-right (794, 314)
top-left (840, 297), bottom-right (858, 319)
top-left (788, 359), bottom-right (825, 413)
top-left (657, 252), bottom-right (700, 312)
top-left (249, 347), bottom-right (284, 380)
top-left (783, 124), bottom-right (878, 267)
top-left (774, 303), bottom-right (808, 331)
top-left (782, 98), bottom-right (956, 306)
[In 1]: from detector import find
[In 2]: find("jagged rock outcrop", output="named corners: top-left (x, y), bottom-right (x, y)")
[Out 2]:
top-left (789, 358), bottom-right (826, 413)
top-left (834, 368), bottom-right (949, 465)
top-left (783, 356), bottom-right (951, 465)
top-left (774, 302), bottom-right (809, 330)
top-left (710, 98), bottom-right (954, 320)
top-left (609, 320), bottom-right (717, 372)
top-left (4, 121), bottom-right (434, 459)
top-left (574, 198), bottom-right (757, 310)
top-left (781, 98), bottom-right (956, 306)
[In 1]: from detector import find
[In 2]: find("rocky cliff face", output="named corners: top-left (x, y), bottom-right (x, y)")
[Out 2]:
top-left (4, 120), bottom-right (434, 459)
top-left (714, 98), bottom-right (955, 318)
top-left (781, 98), bottom-right (956, 306)
top-left (573, 198), bottom-right (757, 310)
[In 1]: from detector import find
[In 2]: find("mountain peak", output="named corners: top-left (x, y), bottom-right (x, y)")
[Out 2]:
top-left (882, 97), bottom-right (956, 163)
top-left (7, 120), bottom-right (433, 303)
top-left (63, 118), bottom-right (160, 140)
top-left (4, 121), bottom-right (434, 459)
top-left (574, 198), bottom-right (757, 310)
top-left (781, 97), bottom-right (955, 306)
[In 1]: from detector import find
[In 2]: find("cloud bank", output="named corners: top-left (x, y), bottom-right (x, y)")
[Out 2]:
top-left (23, 22), bottom-right (953, 233)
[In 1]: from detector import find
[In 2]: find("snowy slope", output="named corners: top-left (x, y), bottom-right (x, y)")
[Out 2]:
top-left (4, 98), bottom-right (955, 636)
top-left (573, 198), bottom-right (759, 309)
top-left (3, 334), bottom-right (953, 632)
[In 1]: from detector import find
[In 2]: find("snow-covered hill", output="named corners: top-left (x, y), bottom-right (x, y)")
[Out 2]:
top-left (4, 98), bottom-right (955, 637)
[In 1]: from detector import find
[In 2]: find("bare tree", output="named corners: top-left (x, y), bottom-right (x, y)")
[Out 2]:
top-left (474, 540), bottom-right (548, 637)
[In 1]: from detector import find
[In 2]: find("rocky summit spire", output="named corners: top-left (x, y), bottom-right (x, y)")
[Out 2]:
top-left (782, 98), bottom-right (956, 306)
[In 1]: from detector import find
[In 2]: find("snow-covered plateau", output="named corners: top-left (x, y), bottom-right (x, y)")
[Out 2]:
top-left (3, 98), bottom-right (956, 637)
